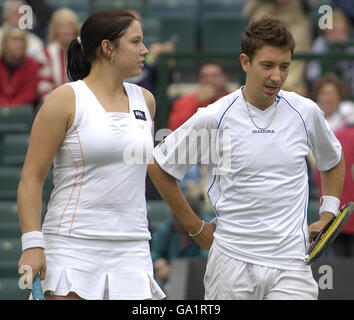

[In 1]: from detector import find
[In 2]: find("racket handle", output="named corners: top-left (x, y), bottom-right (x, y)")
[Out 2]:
top-left (32, 273), bottom-right (45, 300)
top-left (304, 254), bottom-right (310, 264)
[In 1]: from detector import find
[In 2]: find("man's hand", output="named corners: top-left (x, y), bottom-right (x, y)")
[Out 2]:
top-left (308, 211), bottom-right (334, 244)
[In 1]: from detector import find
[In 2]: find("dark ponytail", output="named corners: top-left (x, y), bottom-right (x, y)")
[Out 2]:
top-left (67, 38), bottom-right (91, 81)
top-left (66, 9), bottom-right (136, 82)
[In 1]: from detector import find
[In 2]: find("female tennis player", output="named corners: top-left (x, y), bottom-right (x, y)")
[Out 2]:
top-left (17, 9), bottom-right (165, 300)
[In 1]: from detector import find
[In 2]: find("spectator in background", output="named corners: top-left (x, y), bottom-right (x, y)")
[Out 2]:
top-left (306, 9), bottom-right (354, 96)
top-left (42, 8), bottom-right (81, 89)
top-left (0, 0), bottom-right (44, 62)
top-left (243, 0), bottom-right (312, 96)
top-left (311, 73), bottom-right (353, 131)
top-left (0, 27), bottom-right (50, 108)
top-left (308, 73), bottom-right (353, 225)
top-left (315, 113), bottom-right (354, 257)
top-left (334, 0), bottom-right (354, 26)
top-left (124, 9), bottom-right (176, 94)
top-left (151, 191), bottom-right (211, 293)
top-left (312, 73), bottom-right (354, 257)
top-left (168, 61), bottom-right (230, 131)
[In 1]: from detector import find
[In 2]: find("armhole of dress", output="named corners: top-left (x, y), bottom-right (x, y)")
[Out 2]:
top-left (65, 82), bottom-right (80, 134)
top-left (137, 85), bottom-right (153, 122)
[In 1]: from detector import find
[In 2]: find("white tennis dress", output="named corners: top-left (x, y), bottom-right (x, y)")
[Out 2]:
top-left (40, 80), bottom-right (165, 299)
top-left (153, 87), bottom-right (342, 299)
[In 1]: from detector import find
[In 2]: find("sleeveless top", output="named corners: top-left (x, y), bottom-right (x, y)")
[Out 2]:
top-left (42, 80), bottom-right (154, 240)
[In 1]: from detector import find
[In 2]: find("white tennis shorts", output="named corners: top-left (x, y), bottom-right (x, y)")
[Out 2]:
top-left (39, 234), bottom-right (166, 300)
top-left (204, 245), bottom-right (318, 300)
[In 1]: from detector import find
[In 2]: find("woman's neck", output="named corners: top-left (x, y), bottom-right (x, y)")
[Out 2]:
top-left (85, 62), bottom-right (125, 97)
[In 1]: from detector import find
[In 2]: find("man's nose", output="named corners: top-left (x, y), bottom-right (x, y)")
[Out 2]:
top-left (270, 67), bottom-right (281, 83)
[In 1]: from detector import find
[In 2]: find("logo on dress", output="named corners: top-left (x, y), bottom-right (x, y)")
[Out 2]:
top-left (133, 110), bottom-right (147, 121)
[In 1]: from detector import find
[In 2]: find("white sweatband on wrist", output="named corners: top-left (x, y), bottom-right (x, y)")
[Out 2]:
top-left (21, 231), bottom-right (46, 252)
top-left (319, 195), bottom-right (340, 217)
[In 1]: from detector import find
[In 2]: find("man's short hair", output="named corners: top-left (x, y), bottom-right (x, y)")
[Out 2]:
top-left (241, 15), bottom-right (295, 62)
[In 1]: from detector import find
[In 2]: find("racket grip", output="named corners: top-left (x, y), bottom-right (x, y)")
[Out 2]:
top-left (32, 273), bottom-right (45, 300)
top-left (304, 254), bottom-right (310, 264)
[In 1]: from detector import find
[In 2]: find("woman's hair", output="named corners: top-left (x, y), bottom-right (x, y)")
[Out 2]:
top-left (0, 27), bottom-right (27, 58)
top-left (241, 15), bottom-right (295, 62)
top-left (47, 7), bottom-right (81, 44)
top-left (67, 9), bottom-right (136, 81)
top-left (312, 73), bottom-right (346, 101)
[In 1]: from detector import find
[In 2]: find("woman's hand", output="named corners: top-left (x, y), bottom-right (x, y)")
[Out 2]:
top-left (18, 248), bottom-right (47, 287)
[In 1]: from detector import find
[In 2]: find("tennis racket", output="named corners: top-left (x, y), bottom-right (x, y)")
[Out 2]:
top-left (304, 201), bottom-right (354, 265)
top-left (31, 273), bottom-right (45, 300)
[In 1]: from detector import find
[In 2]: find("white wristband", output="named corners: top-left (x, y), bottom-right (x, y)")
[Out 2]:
top-left (21, 231), bottom-right (46, 252)
top-left (319, 196), bottom-right (340, 217)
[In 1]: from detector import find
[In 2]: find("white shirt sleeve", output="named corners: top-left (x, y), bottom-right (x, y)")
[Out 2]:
top-left (308, 102), bottom-right (342, 171)
top-left (153, 105), bottom-right (219, 181)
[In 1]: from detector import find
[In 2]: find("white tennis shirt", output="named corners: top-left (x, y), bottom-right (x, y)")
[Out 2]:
top-left (153, 88), bottom-right (342, 271)
top-left (42, 80), bottom-right (153, 240)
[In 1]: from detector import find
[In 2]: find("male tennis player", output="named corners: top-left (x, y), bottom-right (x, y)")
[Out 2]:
top-left (148, 16), bottom-right (345, 299)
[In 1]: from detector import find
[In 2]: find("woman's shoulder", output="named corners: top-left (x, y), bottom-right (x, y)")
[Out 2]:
top-left (40, 84), bottom-right (76, 119)
top-left (48, 83), bottom-right (76, 101)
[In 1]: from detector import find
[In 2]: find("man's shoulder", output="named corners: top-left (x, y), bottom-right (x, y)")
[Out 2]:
top-left (205, 90), bottom-right (241, 113)
top-left (278, 90), bottom-right (318, 113)
top-left (197, 90), bottom-right (241, 124)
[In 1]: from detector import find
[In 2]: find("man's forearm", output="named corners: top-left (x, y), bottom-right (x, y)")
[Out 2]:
top-left (320, 151), bottom-right (345, 199)
top-left (147, 161), bottom-right (203, 234)
top-left (306, 152), bottom-right (345, 237)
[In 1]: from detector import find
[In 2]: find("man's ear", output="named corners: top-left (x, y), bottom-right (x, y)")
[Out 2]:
top-left (240, 53), bottom-right (250, 73)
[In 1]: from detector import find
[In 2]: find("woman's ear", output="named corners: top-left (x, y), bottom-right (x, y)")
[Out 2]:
top-left (100, 39), bottom-right (113, 60)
